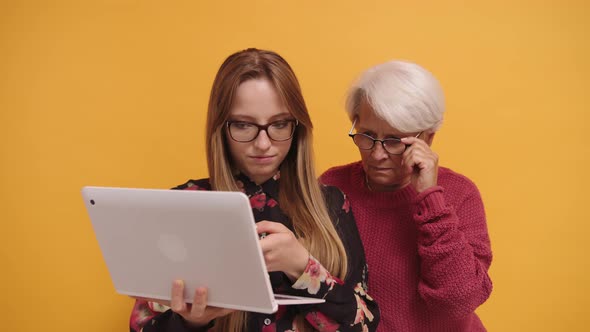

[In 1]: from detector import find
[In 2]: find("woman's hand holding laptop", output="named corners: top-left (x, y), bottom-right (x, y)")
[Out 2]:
top-left (169, 281), bottom-right (236, 327)
top-left (133, 280), bottom-right (235, 328)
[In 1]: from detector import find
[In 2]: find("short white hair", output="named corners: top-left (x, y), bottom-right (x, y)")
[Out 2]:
top-left (346, 60), bottom-right (445, 133)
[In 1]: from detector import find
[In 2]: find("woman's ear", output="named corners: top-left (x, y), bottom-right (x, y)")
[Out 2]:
top-left (424, 132), bottom-right (436, 146)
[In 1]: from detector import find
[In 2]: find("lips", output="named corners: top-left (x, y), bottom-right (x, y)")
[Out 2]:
top-left (250, 155), bottom-right (276, 164)
top-left (369, 165), bottom-right (393, 171)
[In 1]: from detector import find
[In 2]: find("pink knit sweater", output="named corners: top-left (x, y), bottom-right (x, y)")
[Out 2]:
top-left (320, 161), bottom-right (492, 332)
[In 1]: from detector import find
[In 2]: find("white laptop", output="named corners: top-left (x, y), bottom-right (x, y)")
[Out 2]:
top-left (82, 186), bottom-right (324, 314)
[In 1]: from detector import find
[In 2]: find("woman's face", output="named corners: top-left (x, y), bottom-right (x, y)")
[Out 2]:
top-left (355, 100), bottom-right (422, 191)
top-left (225, 78), bottom-right (295, 184)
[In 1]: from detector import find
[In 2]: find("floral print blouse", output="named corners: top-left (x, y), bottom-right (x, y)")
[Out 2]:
top-left (130, 172), bottom-right (380, 332)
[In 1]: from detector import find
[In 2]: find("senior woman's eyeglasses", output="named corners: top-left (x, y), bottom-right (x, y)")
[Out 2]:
top-left (348, 119), bottom-right (422, 155)
top-left (226, 119), bottom-right (298, 142)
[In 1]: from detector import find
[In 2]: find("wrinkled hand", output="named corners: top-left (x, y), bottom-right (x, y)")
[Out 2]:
top-left (256, 221), bottom-right (309, 281)
top-left (170, 280), bottom-right (235, 327)
top-left (400, 136), bottom-right (439, 193)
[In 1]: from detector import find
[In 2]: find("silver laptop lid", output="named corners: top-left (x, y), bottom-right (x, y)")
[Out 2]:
top-left (82, 186), bottom-right (278, 314)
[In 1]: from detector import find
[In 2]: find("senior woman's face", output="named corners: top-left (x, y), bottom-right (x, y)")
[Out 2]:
top-left (355, 100), bottom-right (421, 191)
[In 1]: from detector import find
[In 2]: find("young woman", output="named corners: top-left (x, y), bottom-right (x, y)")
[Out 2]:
top-left (130, 48), bottom-right (379, 332)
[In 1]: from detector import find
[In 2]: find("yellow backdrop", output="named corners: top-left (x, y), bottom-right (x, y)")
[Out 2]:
top-left (1, 0), bottom-right (588, 331)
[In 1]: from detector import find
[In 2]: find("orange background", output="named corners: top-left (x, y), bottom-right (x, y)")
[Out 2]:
top-left (1, 1), bottom-right (589, 331)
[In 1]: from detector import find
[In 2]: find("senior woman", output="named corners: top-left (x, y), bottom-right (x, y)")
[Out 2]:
top-left (320, 60), bottom-right (493, 331)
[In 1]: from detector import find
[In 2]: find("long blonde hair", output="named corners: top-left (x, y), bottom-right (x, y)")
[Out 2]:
top-left (205, 48), bottom-right (348, 331)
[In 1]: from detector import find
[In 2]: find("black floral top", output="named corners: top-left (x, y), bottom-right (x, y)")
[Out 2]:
top-left (130, 172), bottom-right (379, 332)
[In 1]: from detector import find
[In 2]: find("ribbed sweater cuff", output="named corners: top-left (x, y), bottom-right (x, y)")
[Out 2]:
top-left (413, 186), bottom-right (448, 224)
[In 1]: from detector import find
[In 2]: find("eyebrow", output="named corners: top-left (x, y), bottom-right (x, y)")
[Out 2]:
top-left (356, 126), bottom-right (373, 133)
top-left (357, 127), bottom-right (402, 139)
top-left (229, 112), bottom-right (292, 122)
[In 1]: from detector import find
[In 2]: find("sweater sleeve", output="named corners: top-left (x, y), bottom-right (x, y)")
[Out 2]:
top-left (282, 186), bottom-right (380, 331)
top-left (413, 184), bottom-right (493, 318)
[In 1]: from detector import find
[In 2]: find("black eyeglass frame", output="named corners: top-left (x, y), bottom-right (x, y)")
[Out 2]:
top-left (348, 119), bottom-right (422, 155)
top-left (226, 119), bottom-right (299, 142)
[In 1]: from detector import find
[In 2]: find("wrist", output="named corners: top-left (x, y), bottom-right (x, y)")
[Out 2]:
top-left (414, 176), bottom-right (438, 193)
top-left (175, 313), bottom-right (214, 331)
top-left (286, 248), bottom-right (310, 281)
top-left (185, 318), bottom-right (214, 330)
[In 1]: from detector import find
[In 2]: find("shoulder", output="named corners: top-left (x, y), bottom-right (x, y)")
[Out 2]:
top-left (320, 184), bottom-right (346, 206)
top-left (321, 161), bottom-right (361, 179)
top-left (439, 167), bottom-right (478, 189)
top-left (438, 166), bottom-right (482, 200)
top-left (320, 184), bottom-right (352, 222)
top-left (320, 183), bottom-right (364, 258)
top-left (320, 161), bottom-right (363, 186)
top-left (171, 178), bottom-right (212, 191)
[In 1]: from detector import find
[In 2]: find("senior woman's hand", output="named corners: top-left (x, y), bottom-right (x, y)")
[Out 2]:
top-left (401, 136), bottom-right (439, 193)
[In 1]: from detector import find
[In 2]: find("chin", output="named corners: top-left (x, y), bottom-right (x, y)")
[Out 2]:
top-left (368, 173), bottom-right (398, 186)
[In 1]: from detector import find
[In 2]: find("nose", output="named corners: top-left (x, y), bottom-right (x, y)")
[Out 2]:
top-left (253, 129), bottom-right (272, 150)
top-left (370, 142), bottom-right (389, 161)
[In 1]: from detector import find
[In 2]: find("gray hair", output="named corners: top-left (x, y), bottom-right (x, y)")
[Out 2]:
top-left (345, 60), bottom-right (445, 133)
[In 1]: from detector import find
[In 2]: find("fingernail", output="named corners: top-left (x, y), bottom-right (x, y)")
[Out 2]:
top-left (196, 287), bottom-right (206, 295)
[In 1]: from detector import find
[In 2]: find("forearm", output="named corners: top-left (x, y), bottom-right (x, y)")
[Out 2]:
top-left (287, 257), bottom-right (379, 331)
top-left (414, 186), bottom-right (493, 317)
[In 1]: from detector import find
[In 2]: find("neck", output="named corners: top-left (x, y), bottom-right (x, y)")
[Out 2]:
top-left (365, 175), bottom-right (410, 192)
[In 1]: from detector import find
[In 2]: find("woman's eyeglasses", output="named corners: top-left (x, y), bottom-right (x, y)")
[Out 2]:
top-left (226, 119), bottom-right (298, 142)
top-left (348, 119), bottom-right (421, 155)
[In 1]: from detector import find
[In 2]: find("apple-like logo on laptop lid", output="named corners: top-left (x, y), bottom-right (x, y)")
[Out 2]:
top-left (157, 233), bottom-right (188, 262)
